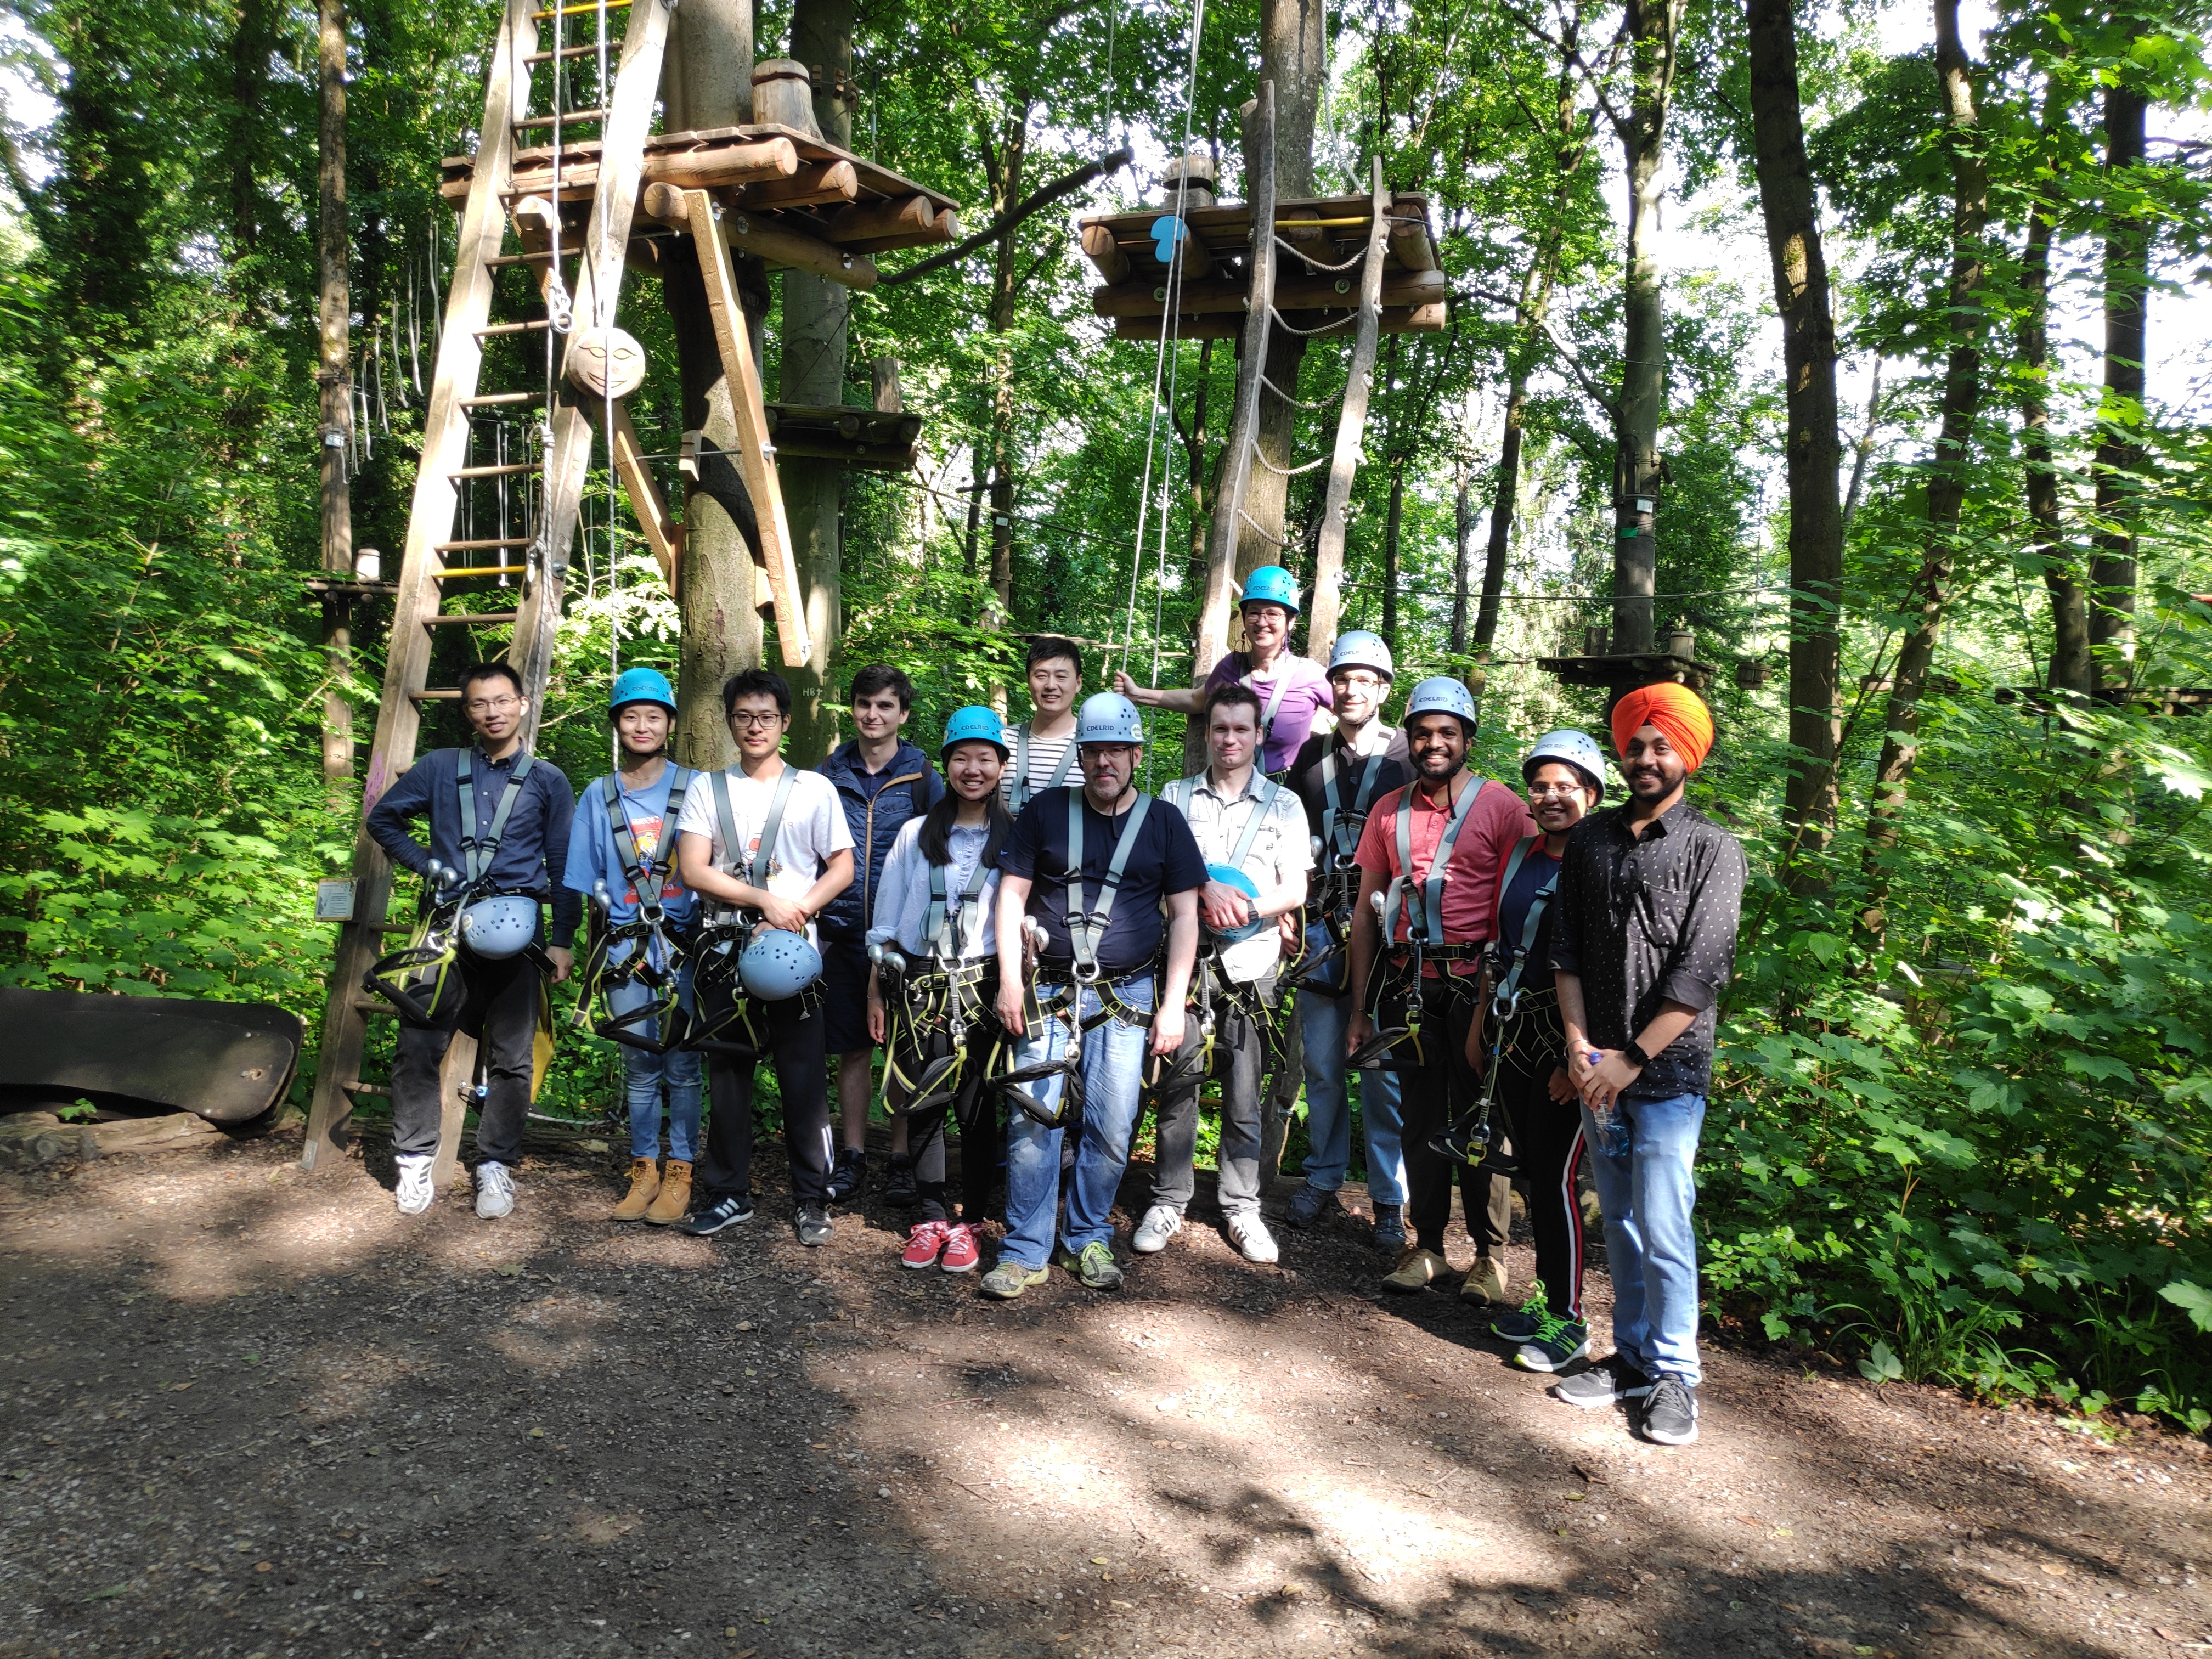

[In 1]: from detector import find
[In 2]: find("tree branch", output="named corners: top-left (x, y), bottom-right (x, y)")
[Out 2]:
top-left (881, 147), bottom-right (1132, 286)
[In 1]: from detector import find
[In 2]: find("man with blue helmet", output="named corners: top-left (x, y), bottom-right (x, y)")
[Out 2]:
top-left (561, 668), bottom-right (704, 1226)
top-left (673, 670), bottom-right (855, 1247)
top-left (1114, 565), bottom-right (1334, 777)
top-left (985, 691), bottom-right (1207, 1297)
top-left (1143, 682), bottom-right (1313, 1265)
top-left (368, 662), bottom-right (578, 1222)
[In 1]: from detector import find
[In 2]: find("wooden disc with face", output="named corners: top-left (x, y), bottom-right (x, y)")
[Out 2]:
top-left (566, 327), bottom-right (647, 400)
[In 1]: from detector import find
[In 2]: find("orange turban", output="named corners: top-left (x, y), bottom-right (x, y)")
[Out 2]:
top-left (1611, 682), bottom-right (1714, 771)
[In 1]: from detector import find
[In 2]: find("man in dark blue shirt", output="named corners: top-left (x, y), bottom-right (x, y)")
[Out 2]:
top-left (366, 663), bottom-right (578, 1222)
top-left (986, 692), bottom-right (1205, 1296)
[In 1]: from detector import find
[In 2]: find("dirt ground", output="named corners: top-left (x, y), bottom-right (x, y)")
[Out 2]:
top-left (4, 1129), bottom-right (2210, 1659)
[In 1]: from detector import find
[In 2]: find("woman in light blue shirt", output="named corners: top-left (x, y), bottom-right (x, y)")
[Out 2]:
top-left (866, 707), bottom-right (1015, 1272)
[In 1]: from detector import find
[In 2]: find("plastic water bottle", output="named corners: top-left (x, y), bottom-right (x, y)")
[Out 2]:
top-left (1585, 1051), bottom-right (1632, 1156)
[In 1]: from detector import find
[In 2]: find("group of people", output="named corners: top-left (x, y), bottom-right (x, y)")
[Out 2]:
top-left (363, 565), bottom-right (1745, 1446)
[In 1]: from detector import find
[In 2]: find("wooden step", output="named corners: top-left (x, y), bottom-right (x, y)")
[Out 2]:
top-left (531, 0), bottom-right (631, 16)
top-left (410, 689), bottom-right (464, 702)
top-left (436, 536), bottom-right (534, 551)
top-left (515, 107), bottom-right (607, 129)
top-left (349, 998), bottom-right (396, 1017)
top-left (475, 319), bottom-right (552, 338)
top-left (432, 565), bottom-right (531, 581)
top-left (423, 610), bottom-right (521, 626)
top-left (485, 250), bottom-right (562, 268)
top-left (449, 461), bottom-right (537, 479)
top-left (340, 1081), bottom-right (391, 1096)
top-left (460, 391), bottom-right (545, 408)
top-left (524, 42), bottom-right (608, 63)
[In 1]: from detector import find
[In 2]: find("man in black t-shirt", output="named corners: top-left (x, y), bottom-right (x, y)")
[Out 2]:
top-left (987, 693), bottom-right (1206, 1297)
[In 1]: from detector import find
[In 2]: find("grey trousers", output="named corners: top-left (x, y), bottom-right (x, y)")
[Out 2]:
top-left (1149, 989), bottom-right (1268, 1218)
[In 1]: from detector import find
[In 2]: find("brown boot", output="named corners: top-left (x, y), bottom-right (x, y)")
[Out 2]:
top-left (611, 1158), bottom-right (660, 1222)
top-left (645, 1159), bottom-right (693, 1226)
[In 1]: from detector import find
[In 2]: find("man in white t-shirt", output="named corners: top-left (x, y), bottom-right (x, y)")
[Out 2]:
top-left (1141, 683), bottom-right (1313, 1265)
top-left (1001, 635), bottom-right (1084, 812)
top-left (674, 670), bottom-right (855, 1245)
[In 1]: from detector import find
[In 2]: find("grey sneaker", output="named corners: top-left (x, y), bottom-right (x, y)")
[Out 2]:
top-left (1285, 1183), bottom-right (1340, 1229)
top-left (1551, 1354), bottom-right (1652, 1409)
top-left (1489, 1282), bottom-right (1551, 1341)
top-left (473, 1160), bottom-right (515, 1220)
top-left (978, 1260), bottom-right (1049, 1300)
top-left (795, 1203), bottom-right (833, 1248)
top-left (1513, 1316), bottom-right (1591, 1374)
top-left (1640, 1375), bottom-right (1700, 1444)
top-left (1063, 1241), bottom-right (1124, 1290)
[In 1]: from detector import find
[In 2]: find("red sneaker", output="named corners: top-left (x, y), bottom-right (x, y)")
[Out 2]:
top-left (939, 1223), bottom-right (980, 1274)
top-left (901, 1219), bottom-right (950, 1269)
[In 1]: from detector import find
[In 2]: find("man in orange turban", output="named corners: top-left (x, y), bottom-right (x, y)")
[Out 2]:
top-left (1546, 676), bottom-right (1746, 1447)
top-left (1609, 682), bottom-right (1713, 773)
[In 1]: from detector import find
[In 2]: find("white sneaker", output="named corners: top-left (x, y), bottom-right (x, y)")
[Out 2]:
top-left (1131, 1204), bottom-right (1183, 1255)
top-left (1227, 1211), bottom-right (1279, 1264)
top-left (394, 1155), bottom-right (435, 1216)
top-left (473, 1160), bottom-right (515, 1220)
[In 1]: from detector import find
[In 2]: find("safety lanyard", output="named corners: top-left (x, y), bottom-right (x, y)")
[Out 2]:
top-left (925, 823), bottom-right (1007, 963)
top-left (1319, 743), bottom-right (1385, 863)
top-left (456, 747), bottom-right (537, 885)
top-left (1491, 836), bottom-right (1560, 1007)
top-left (709, 763), bottom-right (798, 904)
top-left (603, 765), bottom-right (695, 911)
top-left (1165, 771), bottom-right (1281, 870)
top-left (1064, 790), bottom-right (1154, 980)
top-left (1239, 653), bottom-right (1295, 749)
top-left (1384, 774), bottom-right (1483, 946)
top-left (1011, 721), bottom-right (1077, 812)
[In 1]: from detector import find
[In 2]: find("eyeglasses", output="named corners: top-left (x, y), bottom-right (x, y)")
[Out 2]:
top-left (1526, 782), bottom-right (1589, 799)
top-left (1334, 673), bottom-right (1385, 692)
top-left (729, 710), bottom-right (785, 729)
top-left (465, 696), bottom-right (521, 713)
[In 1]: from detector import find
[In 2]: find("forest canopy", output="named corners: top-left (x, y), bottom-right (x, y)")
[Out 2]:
top-left (2, 0), bottom-right (2211, 1428)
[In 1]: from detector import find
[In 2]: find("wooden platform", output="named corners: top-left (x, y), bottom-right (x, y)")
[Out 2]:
top-left (441, 122), bottom-right (959, 256)
top-left (1080, 190), bottom-right (1446, 337)
top-left (1537, 651), bottom-right (1716, 692)
top-left (765, 403), bottom-right (922, 471)
top-left (1995, 685), bottom-right (2212, 716)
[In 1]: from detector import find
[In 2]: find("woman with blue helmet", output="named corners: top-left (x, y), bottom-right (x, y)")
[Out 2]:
top-left (864, 707), bottom-right (1016, 1273)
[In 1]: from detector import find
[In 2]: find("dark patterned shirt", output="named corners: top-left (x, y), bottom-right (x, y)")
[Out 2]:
top-left (1549, 799), bottom-right (1747, 1101)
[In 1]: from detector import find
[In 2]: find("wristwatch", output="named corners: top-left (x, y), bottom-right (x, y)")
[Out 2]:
top-left (1621, 1039), bottom-right (1652, 1069)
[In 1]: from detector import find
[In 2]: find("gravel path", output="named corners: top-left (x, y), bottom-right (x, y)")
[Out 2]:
top-left (3, 1131), bottom-right (2208, 1658)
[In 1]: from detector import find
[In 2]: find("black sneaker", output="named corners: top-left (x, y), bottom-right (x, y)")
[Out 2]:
top-left (1284, 1183), bottom-right (1340, 1229)
top-left (1639, 1375), bottom-right (1700, 1444)
top-left (1489, 1282), bottom-right (1551, 1341)
top-left (1371, 1201), bottom-right (1406, 1255)
top-left (1513, 1317), bottom-right (1591, 1374)
top-left (826, 1147), bottom-right (866, 1204)
top-left (795, 1203), bottom-right (833, 1248)
top-left (1551, 1354), bottom-right (1652, 1409)
top-left (883, 1154), bottom-right (918, 1208)
top-left (675, 1193), bottom-right (754, 1235)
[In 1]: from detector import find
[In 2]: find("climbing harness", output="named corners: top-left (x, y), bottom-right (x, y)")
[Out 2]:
top-left (684, 764), bottom-right (805, 1056)
top-left (1431, 837), bottom-right (1562, 1165)
top-left (575, 765), bottom-right (698, 1054)
top-left (1008, 722), bottom-right (1079, 814)
top-left (877, 823), bottom-right (1008, 1118)
top-left (1284, 742), bottom-right (1391, 996)
top-left (1349, 772), bottom-right (1488, 1071)
top-left (1161, 771), bottom-right (1283, 944)
top-left (1237, 654), bottom-right (1296, 760)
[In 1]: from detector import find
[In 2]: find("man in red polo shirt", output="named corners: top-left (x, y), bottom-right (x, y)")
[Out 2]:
top-left (1345, 678), bottom-right (1537, 1298)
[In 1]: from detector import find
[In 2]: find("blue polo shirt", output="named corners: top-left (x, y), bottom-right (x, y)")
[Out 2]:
top-left (1001, 786), bottom-right (1207, 979)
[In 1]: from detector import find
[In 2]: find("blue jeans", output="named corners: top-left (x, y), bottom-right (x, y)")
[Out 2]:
top-left (605, 965), bottom-right (702, 1163)
top-left (1584, 1091), bottom-right (1705, 1384)
top-left (1296, 921), bottom-right (1406, 1202)
top-left (1002, 977), bottom-right (1154, 1268)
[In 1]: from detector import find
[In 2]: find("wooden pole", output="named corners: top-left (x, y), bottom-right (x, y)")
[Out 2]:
top-left (317, 0), bottom-right (353, 811)
top-left (1192, 82), bottom-right (1276, 684)
top-left (1306, 155), bottom-right (1387, 667)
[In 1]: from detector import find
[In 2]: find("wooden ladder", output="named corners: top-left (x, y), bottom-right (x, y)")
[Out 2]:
top-left (299, 0), bottom-right (680, 1179)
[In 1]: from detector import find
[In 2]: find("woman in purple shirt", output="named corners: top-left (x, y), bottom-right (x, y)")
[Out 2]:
top-left (1114, 564), bottom-right (1334, 777)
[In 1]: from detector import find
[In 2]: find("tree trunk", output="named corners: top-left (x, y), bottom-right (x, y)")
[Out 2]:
top-left (317, 0), bottom-right (354, 810)
top-left (1746, 0), bottom-right (1845, 863)
top-left (1863, 0), bottom-right (1988, 885)
top-left (981, 103), bottom-right (1032, 622)
top-left (1180, 340), bottom-right (1216, 777)
top-left (228, 0), bottom-right (278, 287)
top-left (2016, 84), bottom-right (2087, 697)
top-left (2090, 82), bottom-right (2148, 699)
top-left (1451, 444), bottom-right (1473, 654)
top-left (1611, 0), bottom-right (1683, 656)
top-left (962, 443), bottom-right (985, 579)
top-left (1238, 0), bottom-right (1324, 584)
top-left (663, 0), bottom-right (761, 770)
top-left (782, 0), bottom-right (855, 761)
top-left (1380, 459), bottom-right (1404, 644)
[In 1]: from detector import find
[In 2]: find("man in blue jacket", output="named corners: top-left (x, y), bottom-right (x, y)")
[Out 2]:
top-left (816, 665), bottom-right (945, 1205)
top-left (561, 668), bottom-right (702, 1226)
top-left (366, 662), bottom-right (577, 1221)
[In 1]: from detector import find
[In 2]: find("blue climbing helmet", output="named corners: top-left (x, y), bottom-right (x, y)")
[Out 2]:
top-left (1204, 863), bottom-right (1266, 944)
top-left (1523, 729), bottom-right (1609, 800)
top-left (1328, 630), bottom-right (1395, 681)
top-left (608, 666), bottom-right (678, 718)
top-left (940, 704), bottom-right (1010, 761)
top-left (1404, 675), bottom-right (1479, 735)
top-left (1239, 565), bottom-right (1301, 617)
top-left (738, 928), bottom-right (823, 1002)
top-left (1075, 691), bottom-right (1145, 746)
